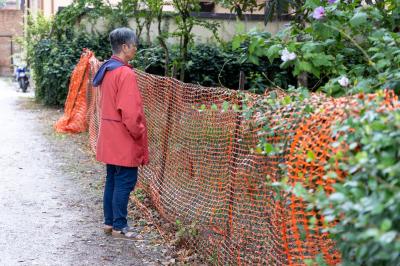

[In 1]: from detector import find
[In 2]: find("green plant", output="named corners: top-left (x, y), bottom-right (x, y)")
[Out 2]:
top-left (26, 0), bottom-right (112, 106)
top-left (207, 248), bottom-right (219, 265)
top-left (233, 0), bottom-right (400, 96)
top-left (31, 30), bottom-right (110, 105)
top-left (174, 219), bottom-right (199, 248)
top-left (170, 0), bottom-right (221, 81)
top-left (312, 93), bottom-right (400, 265)
top-left (239, 85), bottom-right (400, 264)
top-left (133, 42), bottom-right (292, 92)
top-left (218, 0), bottom-right (263, 20)
top-left (22, 13), bottom-right (52, 65)
top-left (51, 0), bottom-right (108, 37)
top-left (133, 188), bottom-right (146, 202)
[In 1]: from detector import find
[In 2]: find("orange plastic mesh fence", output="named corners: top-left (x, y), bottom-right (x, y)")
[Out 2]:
top-left (58, 51), bottom-right (399, 265)
top-left (87, 55), bottom-right (102, 151)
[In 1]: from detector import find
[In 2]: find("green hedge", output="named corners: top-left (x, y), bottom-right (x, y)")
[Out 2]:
top-left (32, 31), bottom-right (110, 106)
top-left (33, 38), bottom-right (294, 106)
top-left (133, 43), bottom-right (296, 93)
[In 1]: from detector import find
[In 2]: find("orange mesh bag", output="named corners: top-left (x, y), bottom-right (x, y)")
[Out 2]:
top-left (54, 49), bottom-right (93, 133)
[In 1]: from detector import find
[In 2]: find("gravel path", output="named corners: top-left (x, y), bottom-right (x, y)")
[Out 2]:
top-left (0, 78), bottom-right (172, 266)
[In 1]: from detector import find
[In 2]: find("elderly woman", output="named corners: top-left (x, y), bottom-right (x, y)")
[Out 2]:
top-left (93, 27), bottom-right (149, 238)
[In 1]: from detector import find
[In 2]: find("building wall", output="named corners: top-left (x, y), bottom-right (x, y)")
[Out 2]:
top-left (34, 0), bottom-right (267, 17)
top-left (84, 15), bottom-right (287, 44)
top-left (0, 9), bottom-right (23, 75)
top-left (141, 17), bottom-right (286, 44)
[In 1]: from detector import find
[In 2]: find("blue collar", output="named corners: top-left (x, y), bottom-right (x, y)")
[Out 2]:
top-left (93, 57), bottom-right (126, 87)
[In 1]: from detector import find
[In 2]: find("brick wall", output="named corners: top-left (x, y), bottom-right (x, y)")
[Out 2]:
top-left (0, 9), bottom-right (23, 76)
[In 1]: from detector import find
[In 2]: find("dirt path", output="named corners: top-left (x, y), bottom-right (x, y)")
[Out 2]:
top-left (0, 78), bottom-right (173, 266)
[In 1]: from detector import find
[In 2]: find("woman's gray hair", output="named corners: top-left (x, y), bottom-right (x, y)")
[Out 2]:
top-left (109, 27), bottom-right (138, 54)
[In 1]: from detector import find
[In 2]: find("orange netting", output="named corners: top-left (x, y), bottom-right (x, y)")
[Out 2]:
top-left (54, 49), bottom-right (93, 133)
top-left (57, 51), bottom-right (399, 265)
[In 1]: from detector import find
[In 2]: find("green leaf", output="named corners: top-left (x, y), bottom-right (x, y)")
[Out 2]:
top-left (376, 59), bottom-right (390, 70)
top-left (307, 150), bottom-right (316, 161)
top-left (329, 192), bottom-right (345, 202)
top-left (248, 55), bottom-right (260, 65)
top-left (379, 231), bottom-right (396, 244)
top-left (311, 54), bottom-right (334, 67)
top-left (232, 36), bottom-right (243, 50)
top-left (211, 103), bottom-right (218, 111)
top-left (304, 104), bottom-right (314, 113)
top-left (315, 253), bottom-right (328, 266)
top-left (282, 95), bottom-right (291, 105)
top-left (364, 228), bottom-right (380, 238)
top-left (355, 151), bottom-right (368, 164)
top-left (266, 44), bottom-right (282, 62)
top-left (222, 101), bottom-right (230, 112)
top-left (370, 121), bottom-right (386, 131)
top-left (313, 22), bottom-right (336, 39)
top-left (295, 61), bottom-right (313, 75)
top-left (264, 143), bottom-right (274, 154)
top-left (380, 219), bottom-right (392, 231)
top-left (232, 104), bottom-right (240, 112)
top-left (304, 259), bottom-right (314, 266)
top-left (304, 0), bottom-right (321, 9)
top-left (293, 183), bottom-right (308, 198)
top-left (350, 12), bottom-right (368, 28)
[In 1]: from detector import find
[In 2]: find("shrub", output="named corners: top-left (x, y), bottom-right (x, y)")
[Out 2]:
top-left (32, 31), bottom-right (110, 106)
top-left (133, 43), bottom-right (294, 92)
top-left (233, 1), bottom-right (400, 96)
top-left (318, 93), bottom-right (400, 265)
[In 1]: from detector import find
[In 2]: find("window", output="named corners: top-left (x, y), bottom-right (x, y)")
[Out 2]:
top-left (199, 0), bottom-right (215, 12)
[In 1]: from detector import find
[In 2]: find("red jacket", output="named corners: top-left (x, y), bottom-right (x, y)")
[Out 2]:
top-left (96, 57), bottom-right (149, 167)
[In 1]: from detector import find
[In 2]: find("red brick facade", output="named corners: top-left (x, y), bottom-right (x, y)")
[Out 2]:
top-left (0, 9), bottom-right (23, 76)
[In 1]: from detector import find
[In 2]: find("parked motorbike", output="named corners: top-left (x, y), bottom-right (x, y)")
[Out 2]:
top-left (15, 66), bottom-right (30, 93)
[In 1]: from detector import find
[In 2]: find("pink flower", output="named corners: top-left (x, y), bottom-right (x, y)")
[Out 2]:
top-left (313, 6), bottom-right (325, 20)
top-left (328, 0), bottom-right (336, 4)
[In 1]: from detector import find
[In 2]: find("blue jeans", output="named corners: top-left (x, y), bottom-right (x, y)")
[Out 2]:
top-left (103, 164), bottom-right (138, 230)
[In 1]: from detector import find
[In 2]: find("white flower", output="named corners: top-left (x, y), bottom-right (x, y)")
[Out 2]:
top-left (338, 76), bottom-right (350, 87)
top-left (281, 48), bottom-right (297, 62)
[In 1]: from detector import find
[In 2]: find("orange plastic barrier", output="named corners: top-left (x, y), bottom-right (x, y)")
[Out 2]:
top-left (61, 51), bottom-right (398, 265)
top-left (85, 54), bottom-right (340, 265)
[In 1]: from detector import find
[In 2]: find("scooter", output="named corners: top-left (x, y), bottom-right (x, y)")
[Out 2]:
top-left (15, 66), bottom-right (29, 93)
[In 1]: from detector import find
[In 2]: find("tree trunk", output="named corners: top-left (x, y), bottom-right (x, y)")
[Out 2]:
top-left (180, 34), bottom-right (189, 82)
top-left (297, 72), bottom-right (308, 87)
top-left (145, 20), bottom-right (151, 45)
top-left (296, 14), bottom-right (308, 88)
top-left (157, 12), bottom-right (170, 76)
top-left (135, 17), bottom-right (144, 41)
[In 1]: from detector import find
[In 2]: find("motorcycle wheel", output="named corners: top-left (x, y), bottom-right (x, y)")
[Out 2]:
top-left (22, 79), bottom-right (28, 93)
top-left (18, 79), bottom-right (23, 91)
